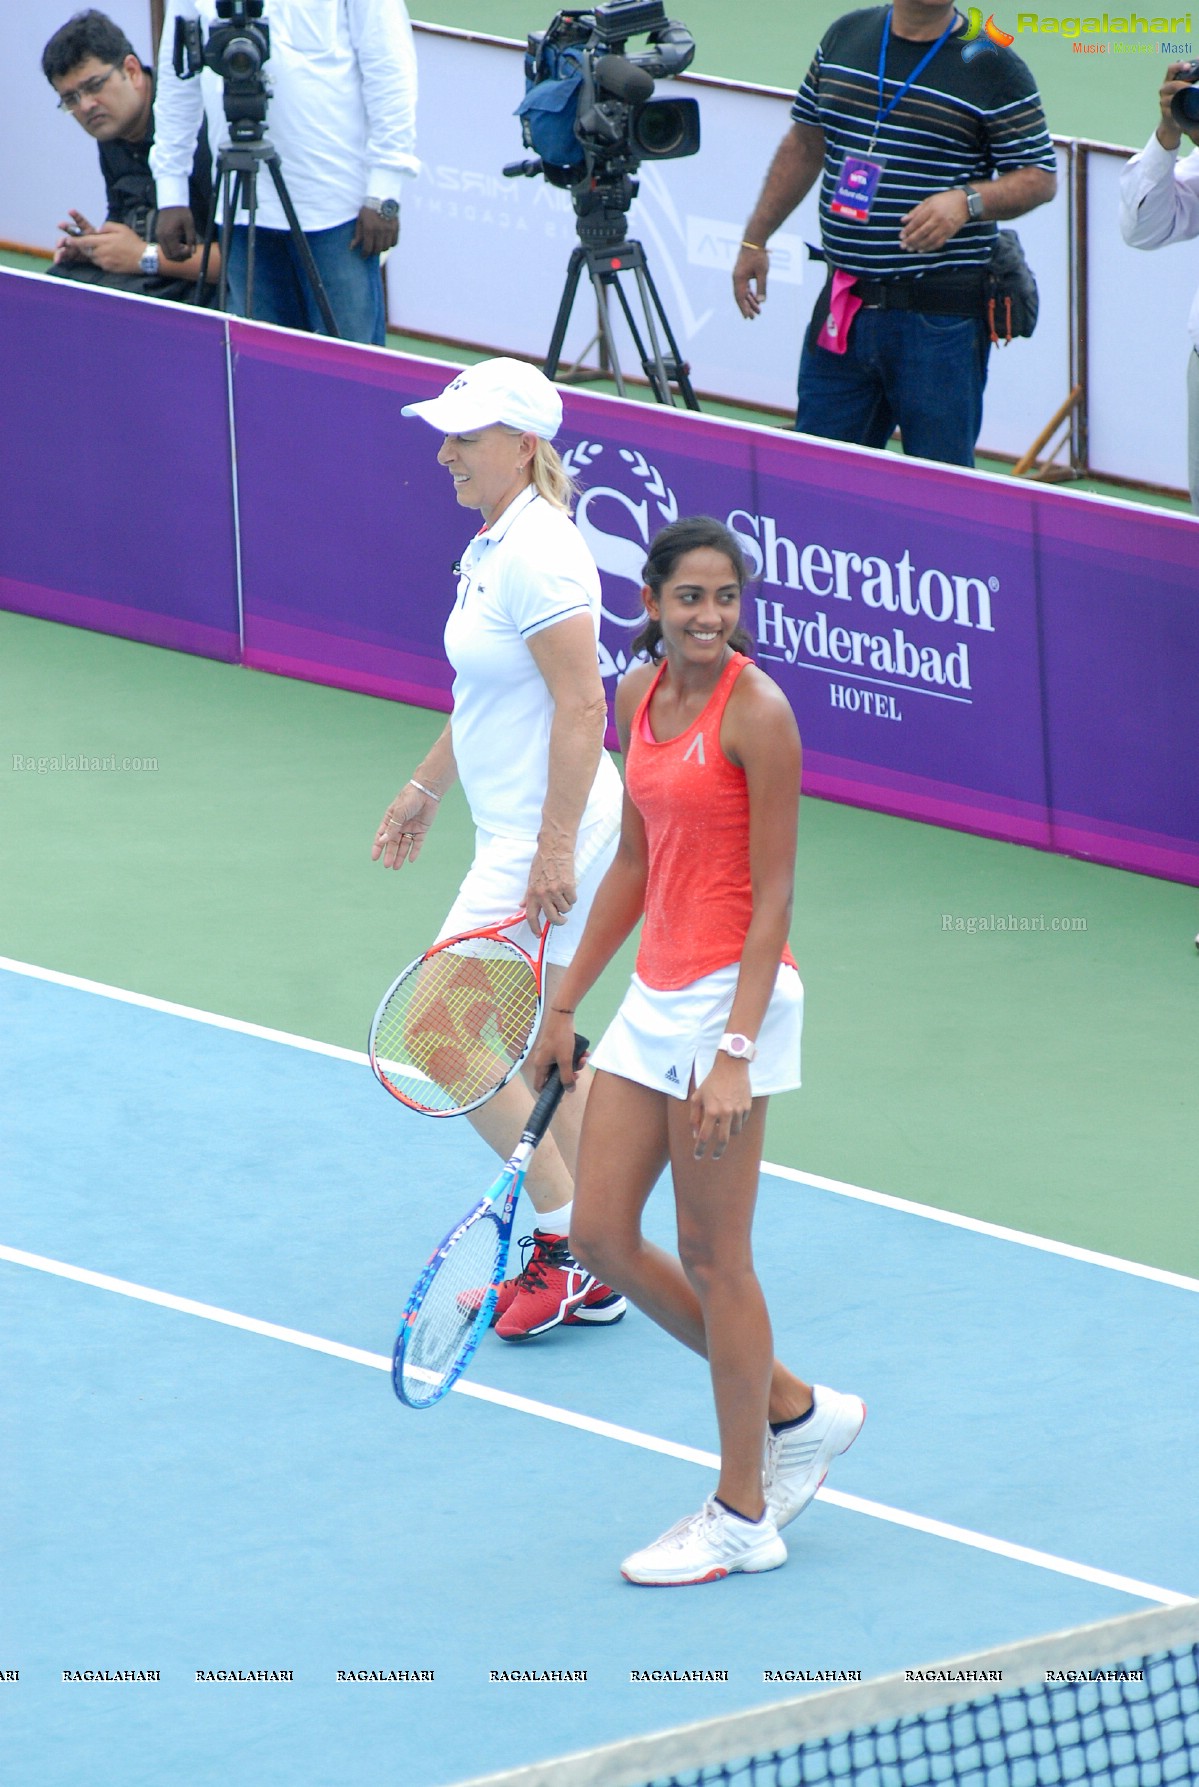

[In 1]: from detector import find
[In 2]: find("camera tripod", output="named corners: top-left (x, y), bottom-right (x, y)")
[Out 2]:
top-left (198, 137), bottom-right (339, 337)
top-left (541, 185), bottom-right (698, 409)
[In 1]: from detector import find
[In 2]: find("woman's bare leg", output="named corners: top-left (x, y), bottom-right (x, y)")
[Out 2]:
top-left (570, 1072), bottom-right (813, 1508)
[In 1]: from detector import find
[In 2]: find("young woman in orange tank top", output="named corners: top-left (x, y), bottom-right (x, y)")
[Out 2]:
top-left (531, 518), bottom-right (864, 1587)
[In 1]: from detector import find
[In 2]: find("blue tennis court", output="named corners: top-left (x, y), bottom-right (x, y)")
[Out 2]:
top-left (3, 959), bottom-right (1197, 1787)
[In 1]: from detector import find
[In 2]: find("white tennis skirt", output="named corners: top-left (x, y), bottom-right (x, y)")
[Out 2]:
top-left (436, 808), bottom-right (620, 968)
top-left (589, 962), bottom-right (803, 1101)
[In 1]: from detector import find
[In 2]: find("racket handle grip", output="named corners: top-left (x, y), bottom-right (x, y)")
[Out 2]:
top-left (522, 1034), bottom-right (589, 1145)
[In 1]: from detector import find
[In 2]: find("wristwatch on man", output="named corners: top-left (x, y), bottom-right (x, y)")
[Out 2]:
top-left (716, 1032), bottom-right (758, 1062)
top-left (363, 196), bottom-right (400, 222)
top-left (963, 185), bottom-right (985, 223)
top-left (139, 242), bottom-right (160, 276)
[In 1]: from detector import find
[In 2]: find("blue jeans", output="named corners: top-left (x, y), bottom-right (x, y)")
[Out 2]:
top-left (224, 219), bottom-right (386, 346)
top-left (796, 305), bottom-right (990, 468)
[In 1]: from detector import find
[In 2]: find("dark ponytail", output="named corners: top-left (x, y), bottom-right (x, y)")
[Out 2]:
top-left (630, 516), bottom-right (755, 663)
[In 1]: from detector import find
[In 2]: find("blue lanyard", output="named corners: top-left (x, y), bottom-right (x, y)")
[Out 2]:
top-left (870, 8), bottom-right (958, 151)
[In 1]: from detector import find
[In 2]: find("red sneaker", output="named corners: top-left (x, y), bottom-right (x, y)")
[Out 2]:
top-left (457, 1231), bottom-right (626, 1335)
top-left (493, 1231), bottom-right (618, 1341)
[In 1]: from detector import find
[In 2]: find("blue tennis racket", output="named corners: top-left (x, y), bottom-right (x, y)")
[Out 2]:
top-left (392, 1035), bottom-right (589, 1409)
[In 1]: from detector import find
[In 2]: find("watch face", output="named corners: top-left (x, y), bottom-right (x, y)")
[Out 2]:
top-left (380, 200), bottom-right (400, 221)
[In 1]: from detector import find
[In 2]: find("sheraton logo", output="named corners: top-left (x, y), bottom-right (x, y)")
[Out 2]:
top-left (562, 440), bottom-right (1003, 699)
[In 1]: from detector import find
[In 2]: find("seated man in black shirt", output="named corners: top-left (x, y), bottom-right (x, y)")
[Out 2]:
top-left (42, 8), bottom-right (216, 303)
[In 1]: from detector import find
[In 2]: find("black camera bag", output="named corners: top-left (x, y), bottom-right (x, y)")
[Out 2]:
top-left (986, 229), bottom-right (1038, 344)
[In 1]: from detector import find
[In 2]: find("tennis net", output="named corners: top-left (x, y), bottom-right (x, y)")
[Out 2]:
top-left (448, 1598), bottom-right (1199, 1787)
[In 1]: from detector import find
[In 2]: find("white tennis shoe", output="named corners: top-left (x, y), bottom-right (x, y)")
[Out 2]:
top-left (763, 1386), bottom-right (866, 1529)
top-left (621, 1497), bottom-right (787, 1586)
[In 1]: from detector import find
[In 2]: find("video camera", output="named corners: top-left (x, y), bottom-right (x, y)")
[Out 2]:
top-left (1172, 60), bottom-right (1199, 128)
top-left (514, 0), bottom-right (699, 195)
top-left (173, 0), bottom-right (271, 142)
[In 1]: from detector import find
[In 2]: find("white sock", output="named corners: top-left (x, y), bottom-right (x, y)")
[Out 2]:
top-left (534, 1201), bottom-right (572, 1236)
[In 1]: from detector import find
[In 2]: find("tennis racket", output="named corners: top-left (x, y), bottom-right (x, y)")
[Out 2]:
top-left (369, 911), bottom-right (550, 1117)
top-left (392, 1034), bottom-right (589, 1409)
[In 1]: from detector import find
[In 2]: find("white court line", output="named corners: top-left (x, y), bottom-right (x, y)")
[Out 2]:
top-left (763, 1163), bottom-right (1199, 1296)
top-left (0, 955), bottom-right (366, 1065)
top-left (4, 953), bottom-right (1199, 1296)
top-left (0, 1241), bottom-right (1189, 1610)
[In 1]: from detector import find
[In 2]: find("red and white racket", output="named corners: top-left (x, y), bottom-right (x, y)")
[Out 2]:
top-left (368, 912), bottom-right (549, 1117)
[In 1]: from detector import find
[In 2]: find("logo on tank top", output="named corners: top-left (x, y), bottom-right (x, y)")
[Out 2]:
top-left (682, 734), bottom-right (706, 767)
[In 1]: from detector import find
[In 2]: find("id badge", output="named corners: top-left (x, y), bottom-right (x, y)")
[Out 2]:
top-left (829, 154), bottom-right (885, 223)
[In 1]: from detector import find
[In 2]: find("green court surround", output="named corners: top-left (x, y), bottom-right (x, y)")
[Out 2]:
top-left (3, 609), bottom-right (1194, 1278)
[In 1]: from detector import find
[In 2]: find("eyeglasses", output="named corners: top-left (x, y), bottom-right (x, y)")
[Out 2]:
top-left (57, 66), bottom-right (119, 112)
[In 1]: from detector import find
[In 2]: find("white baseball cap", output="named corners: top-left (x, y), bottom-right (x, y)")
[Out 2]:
top-left (401, 357), bottom-right (563, 440)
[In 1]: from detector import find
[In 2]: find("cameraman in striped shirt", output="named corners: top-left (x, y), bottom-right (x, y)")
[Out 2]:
top-left (733, 1), bottom-right (1057, 467)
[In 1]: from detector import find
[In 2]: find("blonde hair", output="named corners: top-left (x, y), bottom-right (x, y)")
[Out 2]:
top-left (530, 438), bottom-right (578, 512)
top-left (501, 427), bottom-right (579, 513)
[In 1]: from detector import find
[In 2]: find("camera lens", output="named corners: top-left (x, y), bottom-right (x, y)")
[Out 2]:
top-left (225, 35), bottom-right (262, 78)
top-left (1171, 62), bottom-right (1199, 126)
top-left (634, 100), bottom-right (687, 155)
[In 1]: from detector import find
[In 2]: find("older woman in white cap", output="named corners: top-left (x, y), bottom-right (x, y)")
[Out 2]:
top-left (371, 357), bottom-right (625, 1342)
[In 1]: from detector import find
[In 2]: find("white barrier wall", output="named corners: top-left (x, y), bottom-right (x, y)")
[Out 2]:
top-left (1085, 143), bottom-right (1196, 492)
top-left (392, 28), bottom-right (1077, 465)
top-left (389, 32), bottom-right (815, 415)
top-left (2, 13), bottom-right (1192, 492)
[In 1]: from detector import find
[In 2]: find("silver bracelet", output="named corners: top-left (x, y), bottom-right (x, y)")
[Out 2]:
top-left (409, 778), bottom-right (441, 802)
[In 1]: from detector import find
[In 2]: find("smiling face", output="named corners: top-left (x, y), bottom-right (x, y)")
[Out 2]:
top-left (436, 425), bottom-right (536, 524)
top-left (644, 547), bottom-right (744, 666)
top-left (52, 53), bottom-right (150, 142)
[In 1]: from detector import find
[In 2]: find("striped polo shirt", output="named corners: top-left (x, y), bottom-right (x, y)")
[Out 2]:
top-left (791, 6), bottom-right (1056, 280)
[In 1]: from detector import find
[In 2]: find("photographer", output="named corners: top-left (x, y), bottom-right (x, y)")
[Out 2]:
top-left (151, 0), bottom-right (418, 346)
top-left (732, 0), bottom-right (1057, 468)
top-left (42, 10), bottom-right (216, 303)
top-left (1119, 63), bottom-right (1199, 513)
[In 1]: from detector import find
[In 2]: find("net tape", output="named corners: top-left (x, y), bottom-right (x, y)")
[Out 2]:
top-left (446, 1600), bottom-right (1199, 1787)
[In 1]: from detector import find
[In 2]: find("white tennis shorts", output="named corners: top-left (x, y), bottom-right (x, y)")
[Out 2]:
top-left (589, 962), bottom-right (803, 1101)
top-left (435, 810), bottom-right (620, 968)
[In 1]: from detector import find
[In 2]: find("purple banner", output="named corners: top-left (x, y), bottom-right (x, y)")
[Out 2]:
top-left (231, 326), bottom-right (458, 709)
top-left (227, 331), bottom-right (1199, 882)
top-left (0, 272), bottom-right (240, 661)
top-left (563, 404), bottom-right (1053, 849)
top-left (1034, 495), bottom-right (1199, 882)
top-left (2, 275), bottom-right (1196, 886)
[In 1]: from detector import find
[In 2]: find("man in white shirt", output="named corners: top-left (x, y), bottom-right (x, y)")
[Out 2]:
top-left (1119, 61), bottom-right (1199, 512)
top-left (151, 0), bottom-right (418, 344)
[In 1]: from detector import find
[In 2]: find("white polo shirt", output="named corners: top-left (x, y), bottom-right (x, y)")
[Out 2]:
top-left (444, 486), bottom-right (623, 841)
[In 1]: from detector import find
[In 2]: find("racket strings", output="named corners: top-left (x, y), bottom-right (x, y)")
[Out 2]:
top-left (397, 1215), bottom-right (504, 1407)
top-left (372, 938), bottom-right (539, 1114)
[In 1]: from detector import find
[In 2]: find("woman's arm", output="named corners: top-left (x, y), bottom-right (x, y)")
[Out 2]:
top-left (523, 614), bottom-right (610, 930)
top-left (371, 721), bottom-right (457, 869)
top-left (723, 667), bottom-right (801, 1038)
top-left (529, 667), bottom-right (655, 1087)
top-left (690, 667), bottom-right (801, 1157)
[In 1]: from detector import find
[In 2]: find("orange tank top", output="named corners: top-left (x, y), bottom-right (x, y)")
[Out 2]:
top-left (625, 652), bottom-right (797, 991)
